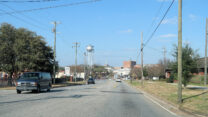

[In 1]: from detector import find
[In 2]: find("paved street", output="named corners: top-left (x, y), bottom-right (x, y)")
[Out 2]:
top-left (0, 80), bottom-right (177, 117)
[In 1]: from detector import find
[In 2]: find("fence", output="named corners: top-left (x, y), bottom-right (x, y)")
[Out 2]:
top-left (0, 78), bottom-right (17, 87)
top-left (52, 77), bottom-right (84, 84)
top-left (0, 77), bottom-right (84, 87)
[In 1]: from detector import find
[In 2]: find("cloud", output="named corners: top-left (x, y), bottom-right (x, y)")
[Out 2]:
top-left (162, 17), bottom-right (177, 24)
top-left (160, 34), bottom-right (177, 38)
top-left (119, 29), bottom-right (133, 34)
top-left (189, 14), bottom-right (196, 21)
top-left (183, 40), bottom-right (191, 45)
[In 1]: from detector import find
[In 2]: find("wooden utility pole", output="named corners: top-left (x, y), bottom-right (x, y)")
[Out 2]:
top-left (178, 0), bottom-right (183, 103)
top-left (163, 47), bottom-right (167, 77)
top-left (84, 52), bottom-right (87, 80)
top-left (73, 42), bottom-right (80, 82)
top-left (205, 18), bottom-right (208, 86)
top-left (52, 21), bottom-right (58, 84)
top-left (141, 32), bottom-right (144, 86)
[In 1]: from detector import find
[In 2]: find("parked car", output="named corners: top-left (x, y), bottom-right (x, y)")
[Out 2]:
top-left (87, 78), bottom-right (95, 84)
top-left (16, 72), bottom-right (52, 94)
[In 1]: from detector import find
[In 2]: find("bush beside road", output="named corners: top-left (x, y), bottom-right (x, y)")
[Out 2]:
top-left (128, 80), bottom-right (208, 116)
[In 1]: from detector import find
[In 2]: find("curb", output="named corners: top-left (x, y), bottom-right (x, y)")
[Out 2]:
top-left (0, 83), bottom-right (86, 90)
top-left (125, 82), bottom-right (207, 117)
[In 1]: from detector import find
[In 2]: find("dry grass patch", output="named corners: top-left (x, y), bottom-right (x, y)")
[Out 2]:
top-left (0, 86), bottom-right (15, 90)
top-left (128, 80), bottom-right (208, 115)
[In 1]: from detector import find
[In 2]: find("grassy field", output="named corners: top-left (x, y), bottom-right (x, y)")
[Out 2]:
top-left (128, 80), bottom-right (208, 116)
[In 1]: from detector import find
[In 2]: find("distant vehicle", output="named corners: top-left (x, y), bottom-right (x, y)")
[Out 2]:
top-left (16, 72), bottom-right (52, 94)
top-left (87, 78), bottom-right (95, 84)
top-left (152, 77), bottom-right (159, 81)
top-left (116, 78), bottom-right (121, 82)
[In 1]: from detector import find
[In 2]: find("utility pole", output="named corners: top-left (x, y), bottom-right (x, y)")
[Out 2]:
top-left (205, 18), bottom-right (208, 86)
top-left (84, 52), bottom-right (87, 80)
top-left (163, 47), bottom-right (167, 77)
top-left (141, 32), bottom-right (144, 86)
top-left (178, 0), bottom-right (183, 104)
top-left (73, 42), bottom-right (80, 82)
top-left (52, 21), bottom-right (60, 84)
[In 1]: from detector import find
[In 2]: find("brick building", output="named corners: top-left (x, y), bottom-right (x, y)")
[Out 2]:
top-left (123, 61), bottom-right (136, 68)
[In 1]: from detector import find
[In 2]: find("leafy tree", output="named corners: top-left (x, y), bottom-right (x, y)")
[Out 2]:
top-left (0, 23), bottom-right (55, 77)
top-left (0, 23), bottom-right (17, 77)
top-left (171, 44), bottom-right (199, 87)
top-left (143, 67), bottom-right (148, 77)
top-left (92, 65), bottom-right (108, 78)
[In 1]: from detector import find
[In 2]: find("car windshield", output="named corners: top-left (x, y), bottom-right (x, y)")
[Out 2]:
top-left (20, 73), bottom-right (39, 79)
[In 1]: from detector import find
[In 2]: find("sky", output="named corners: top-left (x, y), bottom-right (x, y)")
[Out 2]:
top-left (0, 0), bottom-right (207, 67)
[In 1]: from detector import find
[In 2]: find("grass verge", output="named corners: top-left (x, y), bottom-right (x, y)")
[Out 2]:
top-left (128, 80), bottom-right (208, 116)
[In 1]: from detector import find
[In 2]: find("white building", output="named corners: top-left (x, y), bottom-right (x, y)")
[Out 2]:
top-left (113, 67), bottom-right (131, 78)
top-left (65, 66), bottom-right (85, 79)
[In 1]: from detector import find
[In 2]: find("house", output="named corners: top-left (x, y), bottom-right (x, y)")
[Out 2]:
top-left (194, 57), bottom-right (208, 75)
top-left (165, 57), bottom-right (208, 78)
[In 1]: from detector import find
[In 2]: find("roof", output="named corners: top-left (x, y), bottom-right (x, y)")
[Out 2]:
top-left (196, 57), bottom-right (208, 68)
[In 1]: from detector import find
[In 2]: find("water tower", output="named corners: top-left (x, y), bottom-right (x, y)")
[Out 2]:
top-left (86, 45), bottom-right (94, 75)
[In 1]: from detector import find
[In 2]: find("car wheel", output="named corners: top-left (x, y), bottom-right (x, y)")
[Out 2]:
top-left (47, 84), bottom-right (51, 92)
top-left (36, 86), bottom-right (40, 93)
top-left (17, 90), bottom-right (21, 94)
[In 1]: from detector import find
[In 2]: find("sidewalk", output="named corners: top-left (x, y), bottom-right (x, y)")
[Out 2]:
top-left (169, 83), bottom-right (208, 90)
top-left (0, 81), bottom-right (86, 90)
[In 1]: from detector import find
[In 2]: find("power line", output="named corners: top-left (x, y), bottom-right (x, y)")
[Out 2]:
top-left (136, 0), bottom-right (165, 62)
top-left (144, 0), bottom-right (165, 40)
top-left (143, 0), bottom-right (175, 49)
top-left (0, 8), bottom-right (48, 30)
top-left (136, 0), bottom-right (175, 62)
top-left (0, 0), bottom-right (101, 16)
top-left (146, 46), bottom-right (163, 53)
top-left (0, 3), bottom-right (51, 30)
top-left (0, 0), bottom-right (60, 3)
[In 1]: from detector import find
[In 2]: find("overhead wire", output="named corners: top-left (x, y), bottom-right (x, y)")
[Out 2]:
top-left (0, 8), bottom-right (49, 30)
top-left (0, 0), bottom-right (101, 16)
top-left (144, 0), bottom-right (165, 40)
top-left (136, 0), bottom-right (165, 64)
top-left (0, 0), bottom-right (60, 3)
top-left (0, 3), bottom-right (51, 30)
top-left (136, 0), bottom-right (175, 63)
top-left (143, 0), bottom-right (175, 50)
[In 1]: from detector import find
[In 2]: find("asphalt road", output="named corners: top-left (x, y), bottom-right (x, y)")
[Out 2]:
top-left (0, 80), bottom-right (178, 117)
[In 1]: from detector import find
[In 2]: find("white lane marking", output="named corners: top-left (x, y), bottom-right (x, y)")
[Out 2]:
top-left (143, 93), bottom-right (178, 117)
top-left (124, 82), bottom-right (178, 117)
